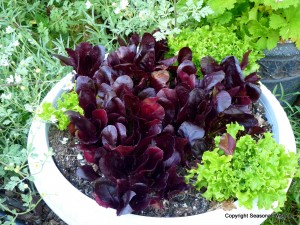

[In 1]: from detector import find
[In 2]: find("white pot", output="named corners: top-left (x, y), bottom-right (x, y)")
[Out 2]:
top-left (28, 73), bottom-right (296, 225)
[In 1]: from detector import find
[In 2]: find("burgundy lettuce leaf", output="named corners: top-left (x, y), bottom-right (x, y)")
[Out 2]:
top-left (245, 72), bottom-right (260, 84)
top-left (66, 111), bottom-right (99, 144)
top-left (99, 151), bottom-right (127, 179)
top-left (151, 70), bottom-right (170, 92)
top-left (92, 109), bottom-right (108, 129)
top-left (221, 56), bottom-right (245, 88)
top-left (112, 75), bottom-right (134, 95)
top-left (55, 43), bottom-right (105, 77)
top-left (142, 119), bottom-right (162, 137)
top-left (175, 82), bottom-right (192, 107)
top-left (158, 56), bottom-right (178, 67)
top-left (75, 76), bottom-right (97, 118)
top-left (101, 125), bottom-right (118, 147)
top-left (134, 146), bottom-right (164, 174)
top-left (215, 90), bottom-right (232, 113)
top-left (93, 65), bottom-right (115, 86)
top-left (138, 87), bottom-right (156, 99)
top-left (177, 60), bottom-right (197, 76)
top-left (94, 178), bottom-right (120, 209)
top-left (128, 183), bottom-right (150, 212)
top-left (78, 144), bottom-right (106, 163)
top-left (164, 166), bottom-right (189, 199)
top-left (240, 50), bottom-right (251, 70)
top-left (177, 47), bottom-right (192, 64)
top-left (135, 33), bottom-right (156, 71)
top-left (139, 97), bottom-right (165, 121)
top-left (115, 45), bottom-right (137, 64)
top-left (115, 122), bottom-right (127, 144)
top-left (219, 133), bottom-right (236, 155)
top-left (76, 165), bottom-right (100, 181)
top-left (246, 82), bottom-right (261, 102)
top-left (200, 56), bottom-right (223, 75)
top-left (157, 97), bottom-right (176, 125)
top-left (178, 121), bottom-right (205, 146)
top-left (203, 71), bottom-right (225, 90)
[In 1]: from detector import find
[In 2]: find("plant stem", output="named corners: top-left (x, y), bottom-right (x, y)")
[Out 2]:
top-left (174, 0), bottom-right (177, 28)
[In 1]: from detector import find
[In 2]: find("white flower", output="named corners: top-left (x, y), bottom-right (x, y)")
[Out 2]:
top-left (28, 38), bottom-right (36, 45)
top-left (50, 115), bottom-right (58, 123)
top-left (1, 59), bottom-right (9, 66)
top-left (12, 40), bottom-right (20, 47)
top-left (35, 106), bottom-right (43, 115)
top-left (5, 26), bottom-right (14, 34)
top-left (24, 104), bottom-right (34, 112)
top-left (139, 10), bottom-right (148, 20)
top-left (62, 81), bottom-right (75, 91)
top-left (6, 75), bottom-right (14, 84)
top-left (114, 7), bottom-right (121, 14)
top-left (120, 0), bottom-right (129, 9)
top-left (60, 137), bottom-right (69, 145)
top-left (14, 74), bottom-right (22, 84)
top-left (35, 68), bottom-right (41, 73)
top-left (1, 93), bottom-right (12, 100)
top-left (153, 31), bottom-right (166, 41)
top-left (85, 0), bottom-right (92, 9)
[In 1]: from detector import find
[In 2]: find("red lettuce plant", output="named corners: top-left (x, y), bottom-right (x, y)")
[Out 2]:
top-left (54, 32), bottom-right (262, 215)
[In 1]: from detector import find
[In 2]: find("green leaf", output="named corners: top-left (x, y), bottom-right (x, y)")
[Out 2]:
top-left (269, 14), bottom-right (286, 30)
top-left (255, 37), bottom-right (268, 50)
top-left (247, 5), bottom-right (258, 21)
top-left (225, 122), bottom-right (244, 139)
top-left (267, 31), bottom-right (280, 50)
top-left (3, 119), bottom-right (11, 125)
top-left (247, 20), bottom-right (268, 37)
top-left (207, 0), bottom-right (237, 15)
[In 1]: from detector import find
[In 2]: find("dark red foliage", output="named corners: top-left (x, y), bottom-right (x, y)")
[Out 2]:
top-left (55, 32), bottom-right (262, 215)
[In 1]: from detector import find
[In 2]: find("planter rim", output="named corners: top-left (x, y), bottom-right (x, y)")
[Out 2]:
top-left (27, 73), bottom-right (296, 225)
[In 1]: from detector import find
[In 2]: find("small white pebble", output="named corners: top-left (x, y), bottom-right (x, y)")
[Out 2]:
top-left (182, 203), bottom-right (188, 208)
top-left (59, 137), bottom-right (69, 145)
top-left (77, 154), bottom-right (83, 160)
top-left (192, 206), bottom-right (197, 210)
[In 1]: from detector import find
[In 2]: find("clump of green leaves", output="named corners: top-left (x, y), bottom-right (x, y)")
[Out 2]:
top-left (168, 25), bottom-right (264, 75)
top-left (38, 91), bottom-right (83, 130)
top-left (202, 0), bottom-right (300, 50)
top-left (186, 122), bottom-right (299, 211)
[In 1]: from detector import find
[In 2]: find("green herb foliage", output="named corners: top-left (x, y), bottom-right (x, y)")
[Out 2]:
top-left (38, 91), bottom-right (83, 130)
top-left (168, 25), bottom-right (264, 75)
top-left (186, 122), bottom-right (299, 211)
top-left (203, 0), bottom-right (300, 49)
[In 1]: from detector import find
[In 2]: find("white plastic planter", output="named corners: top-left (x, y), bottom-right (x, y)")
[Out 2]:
top-left (28, 73), bottom-right (296, 225)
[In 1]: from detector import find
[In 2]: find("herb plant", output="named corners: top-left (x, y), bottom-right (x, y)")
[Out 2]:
top-left (51, 32), bottom-right (270, 215)
top-left (186, 122), bottom-right (299, 211)
top-left (203, 0), bottom-right (300, 50)
top-left (38, 91), bottom-right (83, 130)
